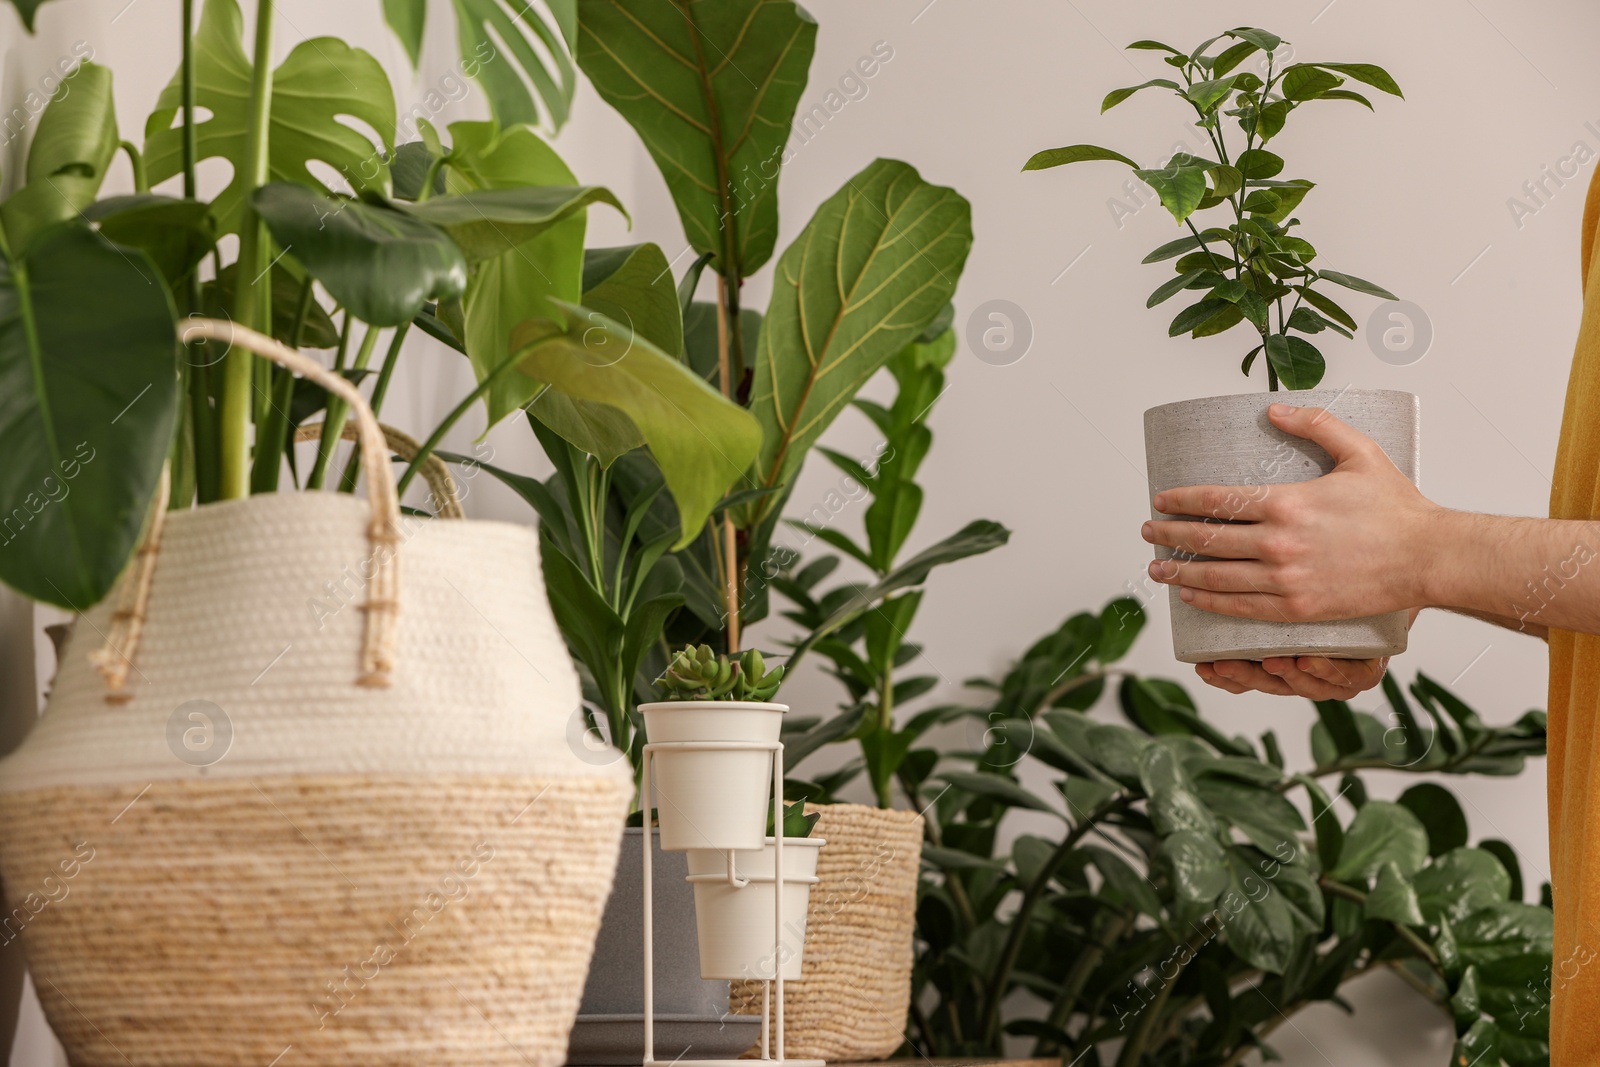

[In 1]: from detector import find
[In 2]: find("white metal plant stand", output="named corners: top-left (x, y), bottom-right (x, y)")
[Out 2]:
top-left (639, 738), bottom-right (824, 1067)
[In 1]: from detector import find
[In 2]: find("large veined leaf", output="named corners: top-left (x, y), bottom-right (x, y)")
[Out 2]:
top-left (576, 0), bottom-right (817, 278)
top-left (0, 225), bottom-right (178, 609)
top-left (0, 61), bottom-right (119, 256)
top-left (745, 158), bottom-right (972, 525)
top-left (445, 120), bottom-right (589, 427)
top-left (404, 184), bottom-right (624, 263)
top-left (385, 0), bottom-right (579, 129)
top-left (143, 0), bottom-right (396, 235)
top-left (581, 244), bottom-right (683, 358)
top-left (251, 183), bottom-right (466, 327)
top-left (511, 303), bottom-right (761, 545)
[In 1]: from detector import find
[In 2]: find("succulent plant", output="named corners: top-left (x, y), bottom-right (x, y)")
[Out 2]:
top-left (655, 645), bottom-right (786, 702)
top-left (768, 797), bottom-right (820, 839)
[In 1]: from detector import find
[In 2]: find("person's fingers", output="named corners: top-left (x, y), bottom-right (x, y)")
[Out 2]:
top-left (1173, 586), bottom-right (1291, 620)
top-left (1196, 662), bottom-right (1250, 694)
top-left (1143, 519), bottom-right (1264, 559)
top-left (1296, 655), bottom-right (1387, 692)
top-left (1151, 557), bottom-right (1279, 594)
top-left (1259, 658), bottom-right (1359, 701)
top-left (1266, 404), bottom-right (1383, 467)
top-left (1151, 485), bottom-right (1269, 521)
top-left (1208, 659), bottom-right (1297, 696)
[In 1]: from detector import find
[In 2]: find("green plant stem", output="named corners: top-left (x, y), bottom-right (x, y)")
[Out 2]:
top-left (416, 154), bottom-right (448, 202)
top-left (1320, 879), bottom-right (1440, 967)
top-left (396, 355), bottom-right (543, 500)
top-left (119, 141), bottom-right (148, 193)
top-left (220, 0), bottom-right (276, 499)
top-left (181, 0), bottom-right (198, 199)
top-left (336, 323), bottom-right (410, 493)
top-left (980, 792), bottom-right (1130, 1047)
top-left (308, 322), bottom-right (380, 490)
top-left (1114, 917), bottom-right (1217, 1067)
top-left (249, 277), bottom-right (313, 493)
top-left (1037, 909), bottom-right (1135, 1055)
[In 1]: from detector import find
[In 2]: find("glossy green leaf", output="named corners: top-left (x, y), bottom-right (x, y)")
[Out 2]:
top-left (1264, 334), bottom-right (1325, 389)
top-left (580, 243), bottom-right (683, 358)
top-left (1022, 144), bottom-right (1138, 171)
top-left (144, 0), bottom-right (396, 235)
top-left (83, 195), bottom-right (215, 288)
top-left (1313, 62), bottom-right (1403, 98)
top-left (1332, 800), bottom-right (1428, 882)
top-left (382, 0), bottom-right (426, 66)
top-left (1398, 782), bottom-right (1469, 856)
top-left (577, 0), bottom-right (817, 277)
top-left (1235, 148), bottom-right (1284, 180)
top-left (745, 159), bottom-right (971, 524)
top-left (252, 184), bottom-right (466, 327)
top-left (940, 771), bottom-right (1062, 817)
top-left (1221, 846), bottom-right (1321, 974)
top-left (1365, 861), bottom-right (1424, 925)
top-left (1165, 830), bottom-right (1229, 903)
top-left (1135, 155), bottom-right (1211, 223)
top-left (512, 304), bottom-right (760, 545)
top-left (1197, 777), bottom-right (1306, 858)
top-left (404, 184), bottom-right (625, 263)
top-left (1414, 848), bottom-right (1512, 926)
top-left (0, 225), bottom-right (178, 609)
top-left (1100, 80), bottom-right (1180, 113)
top-left (1281, 65), bottom-right (1343, 101)
top-left (1317, 269), bottom-right (1397, 299)
top-left (0, 61), bottom-right (118, 256)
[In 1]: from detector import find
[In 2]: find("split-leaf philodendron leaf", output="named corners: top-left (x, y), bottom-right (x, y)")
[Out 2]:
top-left (143, 0), bottom-right (396, 235)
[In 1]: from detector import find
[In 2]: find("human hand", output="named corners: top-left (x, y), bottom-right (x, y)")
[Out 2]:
top-left (1196, 655), bottom-right (1388, 700)
top-left (1142, 403), bottom-right (1439, 623)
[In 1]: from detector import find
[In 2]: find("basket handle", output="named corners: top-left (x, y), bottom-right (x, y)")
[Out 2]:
top-left (292, 421), bottom-right (464, 519)
top-left (186, 318), bottom-right (400, 687)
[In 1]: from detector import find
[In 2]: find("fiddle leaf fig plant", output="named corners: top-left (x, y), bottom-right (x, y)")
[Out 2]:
top-left (1024, 28), bottom-right (1402, 391)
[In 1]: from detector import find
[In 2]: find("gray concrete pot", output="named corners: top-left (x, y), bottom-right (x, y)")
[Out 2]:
top-left (567, 827), bottom-right (760, 1065)
top-left (1143, 388), bottom-right (1420, 663)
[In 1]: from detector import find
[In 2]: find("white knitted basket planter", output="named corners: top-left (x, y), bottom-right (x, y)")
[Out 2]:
top-left (0, 322), bottom-right (631, 1067)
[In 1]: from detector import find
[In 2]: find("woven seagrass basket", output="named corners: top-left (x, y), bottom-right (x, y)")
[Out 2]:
top-left (729, 803), bottom-right (923, 1061)
top-left (0, 320), bottom-right (631, 1067)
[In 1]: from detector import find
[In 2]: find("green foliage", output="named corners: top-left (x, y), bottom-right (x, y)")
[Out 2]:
top-left (655, 644), bottom-right (785, 703)
top-left (769, 797), bottom-right (821, 839)
top-left (907, 609), bottom-right (1551, 1067)
top-left (0, 61), bottom-right (118, 255)
top-left (1024, 28), bottom-right (1401, 391)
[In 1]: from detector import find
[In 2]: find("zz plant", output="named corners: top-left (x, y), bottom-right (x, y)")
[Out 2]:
top-left (913, 599), bottom-right (1552, 1067)
top-left (1025, 28), bottom-right (1403, 390)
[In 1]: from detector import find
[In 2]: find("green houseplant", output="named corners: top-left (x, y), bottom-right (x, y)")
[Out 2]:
top-left (914, 599), bottom-right (1551, 1067)
top-left (0, 2), bottom-right (769, 1064)
top-left (1025, 27), bottom-right (1422, 667)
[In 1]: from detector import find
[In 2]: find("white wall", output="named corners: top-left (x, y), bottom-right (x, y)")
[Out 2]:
top-left (6, 0), bottom-right (1591, 1062)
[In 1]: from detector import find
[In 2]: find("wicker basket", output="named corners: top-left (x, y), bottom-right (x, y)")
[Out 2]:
top-left (0, 320), bottom-right (631, 1067)
top-left (729, 803), bottom-right (923, 1060)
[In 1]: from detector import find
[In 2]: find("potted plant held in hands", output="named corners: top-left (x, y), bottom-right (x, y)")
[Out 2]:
top-left (1026, 28), bottom-right (1419, 663)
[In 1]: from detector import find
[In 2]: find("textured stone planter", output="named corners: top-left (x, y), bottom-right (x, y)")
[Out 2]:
top-left (1143, 388), bottom-right (1420, 662)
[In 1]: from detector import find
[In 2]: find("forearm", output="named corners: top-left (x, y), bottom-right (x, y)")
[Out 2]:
top-left (1424, 510), bottom-right (1600, 636)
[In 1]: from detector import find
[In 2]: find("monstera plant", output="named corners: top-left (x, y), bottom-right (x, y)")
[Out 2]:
top-left (0, 0), bottom-right (759, 613)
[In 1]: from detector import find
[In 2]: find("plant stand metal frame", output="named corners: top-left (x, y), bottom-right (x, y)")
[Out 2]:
top-left (639, 738), bottom-right (824, 1067)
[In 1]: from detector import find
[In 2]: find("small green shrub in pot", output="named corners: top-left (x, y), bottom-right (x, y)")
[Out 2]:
top-left (1026, 28), bottom-right (1423, 665)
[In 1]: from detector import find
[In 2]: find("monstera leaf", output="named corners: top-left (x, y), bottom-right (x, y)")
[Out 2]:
top-left (251, 183), bottom-right (466, 327)
top-left (743, 158), bottom-right (972, 525)
top-left (0, 225), bottom-right (178, 609)
top-left (576, 0), bottom-right (817, 278)
top-left (382, 0), bottom-right (578, 130)
top-left (143, 0), bottom-right (396, 235)
top-left (512, 303), bottom-right (760, 544)
top-left (0, 61), bottom-right (119, 256)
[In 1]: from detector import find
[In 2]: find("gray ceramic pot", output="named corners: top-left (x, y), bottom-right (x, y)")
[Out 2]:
top-left (1143, 388), bottom-right (1420, 663)
top-left (566, 827), bottom-right (760, 1065)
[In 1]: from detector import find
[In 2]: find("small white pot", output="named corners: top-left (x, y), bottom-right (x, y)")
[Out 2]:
top-left (1144, 388), bottom-right (1420, 662)
top-left (638, 701), bottom-right (785, 851)
top-left (686, 837), bottom-right (824, 982)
